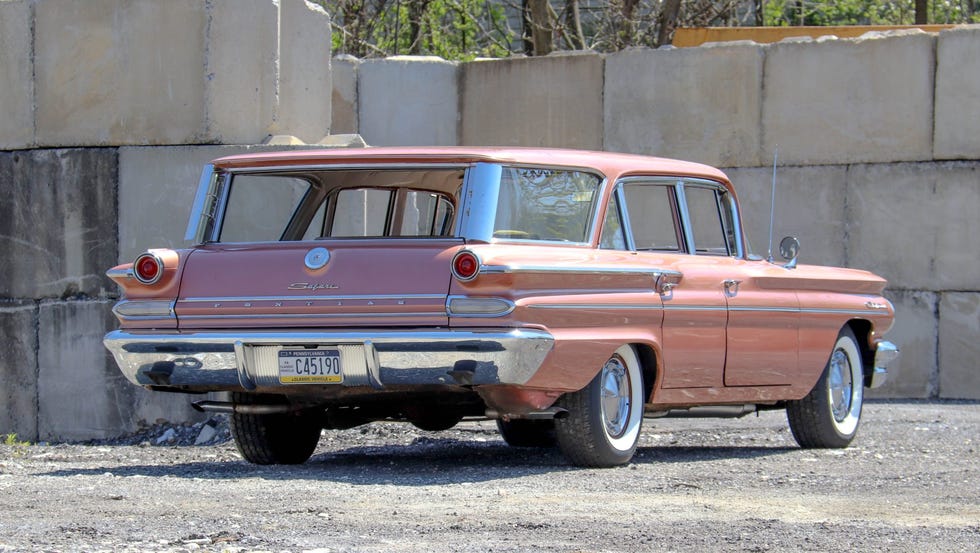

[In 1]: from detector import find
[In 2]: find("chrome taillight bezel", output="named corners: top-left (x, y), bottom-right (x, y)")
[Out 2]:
top-left (133, 252), bottom-right (164, 285)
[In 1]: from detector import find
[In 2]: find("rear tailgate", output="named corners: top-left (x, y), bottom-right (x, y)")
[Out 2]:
top-left (174, 239), bottom-right (461, 329)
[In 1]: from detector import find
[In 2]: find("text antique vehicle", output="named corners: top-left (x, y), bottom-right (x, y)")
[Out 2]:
top-left (104, 147), bottom-right (899, 467)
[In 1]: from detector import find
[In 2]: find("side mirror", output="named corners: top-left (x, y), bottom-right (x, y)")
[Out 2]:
top-left (779, 236), bottom-right (800, 269)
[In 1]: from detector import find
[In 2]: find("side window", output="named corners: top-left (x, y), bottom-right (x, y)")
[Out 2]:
top-left (684, 186), bottom-right (731, 255)
top-left (330, 189), bottom-right (392, 237)
top-left (623, 184), bottom-right (681, 251)
top-left (599, 195), bottom-right (626, 250)
top-left (219, 175), bottom-right (311, 242)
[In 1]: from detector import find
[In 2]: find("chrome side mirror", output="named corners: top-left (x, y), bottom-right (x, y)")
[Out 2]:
top-left (779, 236), bottom-right (800, 269)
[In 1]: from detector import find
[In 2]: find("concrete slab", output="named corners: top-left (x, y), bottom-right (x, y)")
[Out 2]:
top-left (34, 0), bottom-right (207, 146)
top-left (0, 149), bottom-right (118, 299)
top-left (359, 56), bottom-right (459, 146)
top-left (36, 300), bottom-right (201, 441)
top-left (332, 55), bottom-right (359, 135)
top-left (846, 161), bottom-right (980, 291)
top-left (939, 292), bottom-right (980, 400)
top-left (0, 0), bottom-right (34, 150)
top-left (275, 0), bottom-right (332, 143)
top-left (724, 165), bottom-right (847, 267)
top-left (0, 301), bottom-right (38, 441)
top-left (205, 0), bottom-right (279, 144)
top-left (461, 52), bottom-right (603, 149)
top-left (934, 25), bottom-right (980, 160)
top-left (762, 32), bottom-right (935, 165)
top-left (605, 44), bottom-right (764, 168)
top-left (867, 290), bottom-right (937, 399)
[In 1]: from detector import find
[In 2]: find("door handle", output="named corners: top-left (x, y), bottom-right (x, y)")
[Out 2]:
top-left (723, 279), bottom-right (742, 294)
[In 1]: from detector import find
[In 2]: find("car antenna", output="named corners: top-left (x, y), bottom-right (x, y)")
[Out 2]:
top-left (766, 148), bottom-right (778, 264)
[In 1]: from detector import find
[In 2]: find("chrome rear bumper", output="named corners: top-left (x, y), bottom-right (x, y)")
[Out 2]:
top-left (869, 340), bottom-right (899, 389)
top-left (104, 328), bottom-right (554, 392)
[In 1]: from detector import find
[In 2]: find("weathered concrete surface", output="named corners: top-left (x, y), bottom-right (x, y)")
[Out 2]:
top-left (34, 0), bottom-right (208, 147)
top-left (0, 0), bottom-right (34, 150)
top-left (331, 55), bottom-right (359, 135)
top-left (358, 57), bottom-right (458, 146)
top-left (0, 149), bottom-right (118, 299)
top-left (205, 0), bottom-right (279, 144)
top-left (461, 53), bottom-right (603, 149)
top-left (606, 44), bottom-right (763, 167)
top-left (36, 300), bottom-right (201, 441)
top-left (0, 301), bottom-right (38, 441)
top-left (939, 292), bottom-right (980, 400)
top-left (845, 161), bottom-right (980, 291)
top-left (723, 165), bottom-right (847, 267)
top-left (763, 32), bottom-right (935, 165)
top-left (868, 290), bottom-right (937, 399)
top-left (274, 0), bottom-right (332, 143)
top-left (934, 25), bottom-right (980, 160)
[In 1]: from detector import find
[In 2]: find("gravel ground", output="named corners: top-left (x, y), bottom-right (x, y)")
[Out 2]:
top-left (1, 400), bottom-right (977, 552)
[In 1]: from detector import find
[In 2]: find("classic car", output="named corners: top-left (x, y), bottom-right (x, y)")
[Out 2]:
top-left (104, 147), bottom-right (898, 467)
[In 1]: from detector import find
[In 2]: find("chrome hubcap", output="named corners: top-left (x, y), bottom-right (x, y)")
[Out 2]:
top-left (600, 356), bottom-right (631, 438)
top-left (828, 349), bottom-right (853, 423)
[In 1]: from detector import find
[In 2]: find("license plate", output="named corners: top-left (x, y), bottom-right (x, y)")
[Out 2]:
top-left (278, 349), bottom-right (343, 384)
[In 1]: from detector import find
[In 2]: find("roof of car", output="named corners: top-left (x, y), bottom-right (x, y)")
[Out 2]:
top-left (211, 146), bottom-right (731, 184)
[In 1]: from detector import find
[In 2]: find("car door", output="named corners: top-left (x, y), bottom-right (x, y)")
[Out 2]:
top-left (619, 179), bottom-right (728, 389)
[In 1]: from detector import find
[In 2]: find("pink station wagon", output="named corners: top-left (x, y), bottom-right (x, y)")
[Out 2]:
top-left (104, 147), bottom-right (898, 467)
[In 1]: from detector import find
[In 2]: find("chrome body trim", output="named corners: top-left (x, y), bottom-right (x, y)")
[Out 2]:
top-left (132, 252), bottom-right (165, 285)
top-left (112, 300), bottom-right (177, 321)
top-left (179, 294), bottom-right (446, 303)
top-left (107, 267), bottom-right (135, 280)
top-left (104, 328), bottom-right (555, 391)
top-left (220, 163), bottom-right (472, 175)
top-left (869, 340), bottom-right (899, 388)
top-left (527, 303), bottom-right (663, 310)
top-left (456, 163), bottom-right (501, 243)
top-left (184, 165), bottom-right (217, 244)
top-left (176, 312), bottom-right (444, 321)
top-left (480, 264), bottom-right (679, 280)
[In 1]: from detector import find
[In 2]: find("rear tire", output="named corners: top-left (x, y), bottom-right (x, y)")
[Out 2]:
top-left (787, 327), bottom-right (864, 448)
top-left (496, 419), bottom-right (556, 448)
top-left (555, 345), bottom-right (644, 467)
top-left (229, 393), bottom-right (322, 465)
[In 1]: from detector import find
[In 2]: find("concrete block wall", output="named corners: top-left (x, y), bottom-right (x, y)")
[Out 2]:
top-left (5, 0), bottom-right (331, 150)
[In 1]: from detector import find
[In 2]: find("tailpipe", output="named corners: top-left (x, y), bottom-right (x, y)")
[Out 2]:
top-left (191, 400), bottom-right (296, 415)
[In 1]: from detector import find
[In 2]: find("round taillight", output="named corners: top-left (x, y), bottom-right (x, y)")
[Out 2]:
top-left (133, 253), bottom-right (163, 285)
top-left (452, 250), bottom-right (480, 282)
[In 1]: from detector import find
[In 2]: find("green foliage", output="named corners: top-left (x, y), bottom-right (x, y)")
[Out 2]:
top-left (3, 433), bottom-right (30, 447)
top-left (764, 0), bottom-right (979, 26)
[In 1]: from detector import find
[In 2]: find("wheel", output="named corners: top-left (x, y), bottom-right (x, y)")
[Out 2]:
top-left (496, 419), bottom-right (556, 448)
top-left (229, 393), bottom-right (322, 465)
top-left (787, 327), bottom-right (865, 448)
top-left (554, 345), bottom-right (645, 467)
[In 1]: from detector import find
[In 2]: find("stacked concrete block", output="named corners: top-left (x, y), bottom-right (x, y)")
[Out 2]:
top-left (0, 301), bottom-right (38, 440)
top-left (870, 290), bottom-right (938, 399)
top-left (0, 0), bottom-right (33, 150)
top-left (0, 149), bottom-right (119, 299)
top-left (605, 43), bottom-right (764, 168)
top-left (332, 56), bottom-right (359, 135)
top-left (723, 165), bottom-right (848, 268)
top-left (275, 0), bottom-right (332, 143)
top-left (846, 161), bottom-right (980, 292)
top-left (763, 31), bottom-right (935, 165)
top-left (461, 52), bottom-right (603, 149)
top-left (934, 25), bottom-right (980, 160)
top-left (938, 293), bottom-right (980, 400)
top-left (358, 57), bottom-right (459, 146)
top-left (206, 0), bottom-right (279, 144)
top-left (34, 0), bottom-right (209, 147)
top-left (36, 301), bottom-right (200, 441)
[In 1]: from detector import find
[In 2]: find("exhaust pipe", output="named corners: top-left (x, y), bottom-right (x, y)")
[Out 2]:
top-left (191, 400), bottom-right (297, 415)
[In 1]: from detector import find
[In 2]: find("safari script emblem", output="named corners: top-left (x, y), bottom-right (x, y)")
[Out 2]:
top-left (304, 247), bottom-right (330, 270)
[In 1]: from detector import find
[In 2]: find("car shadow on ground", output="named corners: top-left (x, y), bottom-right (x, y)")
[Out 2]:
top-left (40, 438), bottom-right (797, 485)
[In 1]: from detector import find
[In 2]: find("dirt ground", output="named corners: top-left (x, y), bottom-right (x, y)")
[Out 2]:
top-left (0, 400), bottom-right (977, 552)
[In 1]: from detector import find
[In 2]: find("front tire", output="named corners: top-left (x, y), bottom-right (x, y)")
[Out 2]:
top-left (229, 393), bottom-right (322, 465)
top-left (555, 345), bottom-right (645, 467)
top-left (787, 327), bottom-right (865, 448)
